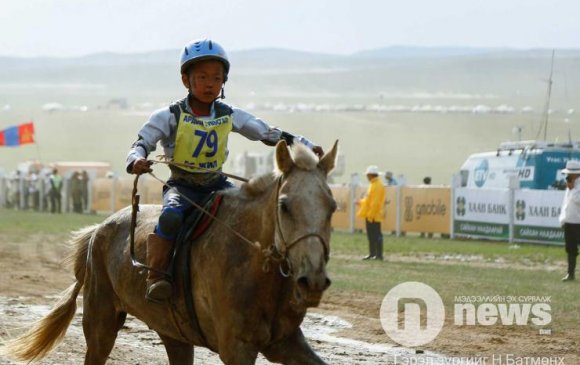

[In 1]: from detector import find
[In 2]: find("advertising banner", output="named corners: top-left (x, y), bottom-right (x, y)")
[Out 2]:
top-left (513, 189), bottom-right (564, 244)
top-left (400, 187), bottom-right (450, 234)
top-left (141, 178), bottom-right (163, 205)
top-left (453, 188), bottom-right (510, 239)
top-left (354, 186), bottom-right (367, 231)
top-left (384, 186), bottom-right (397, 233)
top-left (330, 186), bottom-right (351, 231)
top-left (91, 178), bottom-right (114, 213)
top-left (113, 178), bottom-right (135, 211)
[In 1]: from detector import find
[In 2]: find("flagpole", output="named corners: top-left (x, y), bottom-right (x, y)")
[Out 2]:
top-left (31, 119), bottom-right (42, 163)
top-left (35, 141), bottom-right (42, 162)
top-left (30, 119), bottom-right (46, 212)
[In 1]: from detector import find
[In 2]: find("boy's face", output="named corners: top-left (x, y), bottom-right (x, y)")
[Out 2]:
top-left (182, 60), bottom-right (225, 104)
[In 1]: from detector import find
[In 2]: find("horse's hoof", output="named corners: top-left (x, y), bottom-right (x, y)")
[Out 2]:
top-left (146, 280), bottom-right (173, 302)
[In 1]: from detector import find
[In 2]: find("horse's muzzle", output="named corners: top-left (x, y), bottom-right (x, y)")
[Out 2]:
top-left (297, 274), bottom-right (332, 292)
top-left (294, 273), bottom-right (331, 307)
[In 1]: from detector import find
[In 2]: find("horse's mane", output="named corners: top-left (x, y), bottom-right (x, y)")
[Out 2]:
top-left (289, 143), bottom-right (318, 171)
top-left (223, 143), bottom-right (319, 199)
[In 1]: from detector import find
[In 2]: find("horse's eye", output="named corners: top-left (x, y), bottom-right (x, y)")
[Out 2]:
top-left (327, 200), bottom-right (337, 220)
top-left (279, 198), bottom-right (290, 214)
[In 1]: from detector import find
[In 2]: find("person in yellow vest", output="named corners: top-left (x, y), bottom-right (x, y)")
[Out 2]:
top-left (126, 39), bottom-right (323, 302)
top-left (357, 165), bottom-right (386, 260)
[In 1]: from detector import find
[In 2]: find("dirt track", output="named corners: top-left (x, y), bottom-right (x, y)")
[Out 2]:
top-left (0, 233), bottom-right (578, 364)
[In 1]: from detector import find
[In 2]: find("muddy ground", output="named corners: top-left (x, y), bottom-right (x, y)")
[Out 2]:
top-left (0, 233), bottom-right (577, 364)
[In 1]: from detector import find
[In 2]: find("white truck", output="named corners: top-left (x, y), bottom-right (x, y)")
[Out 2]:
top-left (459, 140), bottom-right (580, 190)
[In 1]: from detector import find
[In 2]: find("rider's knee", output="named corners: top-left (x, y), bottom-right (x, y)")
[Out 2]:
top-left (156, 207), bottom-right (183, 241)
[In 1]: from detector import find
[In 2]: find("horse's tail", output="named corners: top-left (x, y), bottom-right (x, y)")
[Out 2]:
top-left (2, 224), bottom-right (98, 362)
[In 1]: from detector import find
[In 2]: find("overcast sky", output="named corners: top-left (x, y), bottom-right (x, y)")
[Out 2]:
top-left (1, 0), bottom-right (579, 57)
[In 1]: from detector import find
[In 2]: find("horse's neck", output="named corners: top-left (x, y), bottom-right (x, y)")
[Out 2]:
top-left (219, 185), bottom-right (309, 320)
top-left (224, 184), bottom-right (278, 249)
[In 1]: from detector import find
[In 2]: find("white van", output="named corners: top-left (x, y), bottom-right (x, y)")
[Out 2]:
top-left (459, 140), bottom-right (580, 189)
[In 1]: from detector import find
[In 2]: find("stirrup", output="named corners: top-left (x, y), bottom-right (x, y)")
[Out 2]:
top-left (146, 279), bottom-right (173, 303)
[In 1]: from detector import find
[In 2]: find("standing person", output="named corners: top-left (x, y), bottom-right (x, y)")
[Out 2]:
top-left (28, 171), bottom-right (40, 211)
top-left (70, 171), bottom-right (84, 213)
top-left (420, 176), bottom-right (433, 238)
top-left (384, 171), bottom-right (398, 186)
top-left (127, 38), bottom-right (323, 302)
top-left (558, 160), bottom-right (580, 282)
top-left (41, 170), bottom-right (52, 212)
top-left (81, 170), bottom-right (89, 212)
top-left (12, 171), bottom-right (21, 210)
top-left (357, 165), bottom-right (386, 260)
top-left (49, 168), bottom-right (63, 213)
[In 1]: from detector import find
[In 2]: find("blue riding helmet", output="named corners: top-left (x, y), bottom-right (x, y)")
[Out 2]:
top-left (180, 39), bottom-right (230, 80)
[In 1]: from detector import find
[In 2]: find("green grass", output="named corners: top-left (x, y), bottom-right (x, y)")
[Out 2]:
top-left (331, 231), bottom-right (563, 263)
top-left (0, 209), bottom-right (577, 331)
top-left (327, 231), bottom-right (578, 331)
top-left (0, 209), bottom-right (106, 237)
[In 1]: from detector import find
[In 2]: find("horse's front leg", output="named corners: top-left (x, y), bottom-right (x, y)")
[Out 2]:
top-left (261, 328), bottom-right (327, 365)
top-left (158, 333), bottom-right (194, 365)
top-left (218, 340), bottom-right (259, 365)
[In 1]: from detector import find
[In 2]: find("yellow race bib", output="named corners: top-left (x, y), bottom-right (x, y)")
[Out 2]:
top-left (173, 107), bottom-right (233, 173)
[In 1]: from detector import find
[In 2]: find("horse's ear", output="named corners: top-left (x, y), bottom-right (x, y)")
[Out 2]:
top-left (318, 140), bottom-right (338, 175)
top-left (276, 140), bottom-right (294, 173)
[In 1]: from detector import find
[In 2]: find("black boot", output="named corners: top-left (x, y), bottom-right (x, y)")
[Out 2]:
top-left (562, 254), bottom-right (576, 282)
top-left (375, 236), bottom-right (384, 260)
top-left (363, 234), bottom-right (376, 260)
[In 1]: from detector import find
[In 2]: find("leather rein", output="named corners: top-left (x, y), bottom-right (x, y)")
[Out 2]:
top-left (129, 161), bottom-right (329, 278)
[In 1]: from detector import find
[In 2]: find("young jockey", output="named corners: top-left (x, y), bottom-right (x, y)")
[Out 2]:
top-left (126, 39), bottom-right (323, 302)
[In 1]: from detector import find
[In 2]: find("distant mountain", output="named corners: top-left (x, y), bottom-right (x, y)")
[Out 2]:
top-left (1, 46), bottom-right (578, 104)
top-left (353, 46), bottom-right (503, 58)
top-left (354, 46), bottom-right (580, 59)
top-left (0, 49), bottom-right (177, 69)
top-left (1, 46), bottom-right (579, 71)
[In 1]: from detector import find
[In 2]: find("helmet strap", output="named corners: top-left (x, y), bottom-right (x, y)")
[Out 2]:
top-left (220, 86), bottom-right (225, 99)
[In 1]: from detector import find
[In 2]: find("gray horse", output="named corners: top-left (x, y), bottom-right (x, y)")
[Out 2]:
top-left (4, 140), bottom-right (338, 365)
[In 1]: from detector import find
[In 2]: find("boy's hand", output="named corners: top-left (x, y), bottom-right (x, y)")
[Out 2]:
top-left (312, 146), bottom-right (324, 158)
top-left (132, 159), bottom-right (153, 175)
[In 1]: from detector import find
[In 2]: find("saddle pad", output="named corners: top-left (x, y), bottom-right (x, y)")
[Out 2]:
top-left (189, 194), bottom-right (223, 241)
top-left (177, 193), bottom-right (223, 245)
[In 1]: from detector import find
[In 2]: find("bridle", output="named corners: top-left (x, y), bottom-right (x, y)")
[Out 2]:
top-left (130, 164), bottom-right (330, 278)
top-left (265, 175), bottom-right (330, 277)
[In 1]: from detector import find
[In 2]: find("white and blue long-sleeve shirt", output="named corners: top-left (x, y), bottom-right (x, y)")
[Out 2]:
top-left (126, 99), bottom-right (315, 173)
